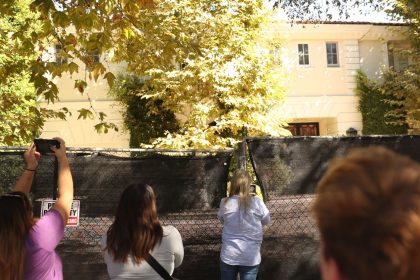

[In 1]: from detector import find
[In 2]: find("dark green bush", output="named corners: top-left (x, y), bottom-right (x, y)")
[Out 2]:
top-left (355, 70), bottom-right (407, 135)
top-left (109, 74), bottom-right (179, 147)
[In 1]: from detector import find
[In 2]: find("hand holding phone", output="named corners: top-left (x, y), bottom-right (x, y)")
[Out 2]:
top-left (250, 184), bottom-right (257, 196)
top-left (34, 138), bottom-right (61, 155)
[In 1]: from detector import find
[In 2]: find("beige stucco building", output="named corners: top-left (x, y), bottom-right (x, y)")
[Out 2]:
top-left (39, 57), bottom-right (129, 148)
top-left (271, 21), bottom-right (409, 136)
top-left (40, 21), bottom-right (409, 148)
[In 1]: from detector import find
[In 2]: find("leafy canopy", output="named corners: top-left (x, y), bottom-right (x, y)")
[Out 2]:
top-left (1, 0), bottom-right (289, 148)
top-left (270, 0), bottom-right (391, 20)
top-left (108, 0), bottom-right (289, 148)
top-left (3, 0), bottom-right (417, 146)
top-left (381, 0), bottom-right (420, 134)
top-left (0, 0), bottom-right (44, 145)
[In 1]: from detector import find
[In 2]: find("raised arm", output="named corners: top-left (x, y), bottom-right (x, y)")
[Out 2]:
top-left (12, 144), bottom-right (40, 194)
top-left (51, 138), bottom-right (74, 223)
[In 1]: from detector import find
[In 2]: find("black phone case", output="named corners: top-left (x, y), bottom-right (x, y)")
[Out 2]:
top-left (34, 139), bottom-right (60, 155)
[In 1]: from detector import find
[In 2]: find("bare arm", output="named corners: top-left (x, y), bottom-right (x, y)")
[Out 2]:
top-left (51, 138), bottom-right (74, 223)
top-left (12, 144), bottom-right (40, 194)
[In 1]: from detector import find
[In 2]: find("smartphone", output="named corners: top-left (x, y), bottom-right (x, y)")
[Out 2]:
top-left (34, 138), bottom-right (60, 155)
top-left (250, 184), bottom-right (257, 194)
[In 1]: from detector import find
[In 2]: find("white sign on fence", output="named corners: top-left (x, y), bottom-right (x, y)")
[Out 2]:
top-left (40, 199), bottom-right (80, 227)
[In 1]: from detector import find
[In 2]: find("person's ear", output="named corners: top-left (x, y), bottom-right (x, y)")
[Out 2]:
top-left (320, 255), bottom-right (342, 280)
top-left (320, 242), bottom-right (343, 280)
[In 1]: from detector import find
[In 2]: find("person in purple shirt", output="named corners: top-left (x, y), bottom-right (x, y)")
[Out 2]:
top-left (0, 138), bottom-right (73, 280)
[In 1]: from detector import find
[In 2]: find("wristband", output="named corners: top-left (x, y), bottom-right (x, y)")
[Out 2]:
top-left (24, 168), bottom-right (37, 172)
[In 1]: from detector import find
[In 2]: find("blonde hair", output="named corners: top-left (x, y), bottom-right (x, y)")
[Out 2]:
top-left (226, 169), bottom-right (252, 211)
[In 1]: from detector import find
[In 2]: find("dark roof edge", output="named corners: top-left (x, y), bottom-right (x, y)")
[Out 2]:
top-left (286, 20), bottom-right (409, 26)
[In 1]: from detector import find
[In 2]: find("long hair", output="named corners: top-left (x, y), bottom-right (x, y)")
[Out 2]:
top-left (226, 170), bottom-right (252, 212)
top-left (0, 191), bottom-right (33, 280)
top-left (106, 183), bottom-right (163, 263)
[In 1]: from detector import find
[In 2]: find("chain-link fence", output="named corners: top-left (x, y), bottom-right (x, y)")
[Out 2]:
top-left (246, 135), bottom-right (420, 280)
top-left (1, 135), bottom-right (419, 280)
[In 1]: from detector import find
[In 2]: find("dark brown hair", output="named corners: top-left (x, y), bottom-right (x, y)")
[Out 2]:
top-left (313, 147), bottom-right (420, 280)
top-left (106, 183), bottom-right (163, 263)
top-left (0, 191), bottom-right (33, 280)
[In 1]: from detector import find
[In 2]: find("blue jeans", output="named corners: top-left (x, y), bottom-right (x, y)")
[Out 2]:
top-left (220, 260), bottom-right (259, 280)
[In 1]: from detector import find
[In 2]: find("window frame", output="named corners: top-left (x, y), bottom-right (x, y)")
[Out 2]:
top-left (55, 44), bottom-right (67, 65)
top-left (326, 42), bottom-right (339, 67)
top-left (288, 122), bottom-right (320, 136)
top-left (298, 43), bottom-right (310, 66)
top-left (91, 49), bottom-right (100, 64)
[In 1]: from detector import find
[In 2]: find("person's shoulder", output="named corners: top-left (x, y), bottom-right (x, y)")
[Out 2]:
top-left (32, 208), bottom-right (64, 231)
top-left (161, 226), bottom-right (182, 248)
top-left (100, 233), bottom-right (108, 250)
top-left (43, 208), bottom-right (63, 221)
top-left (163, 225), bottom-right (180, 235)
top-left (250, 195), bottom-right (266, 207)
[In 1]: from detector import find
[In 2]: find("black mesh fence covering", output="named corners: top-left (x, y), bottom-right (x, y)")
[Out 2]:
top-left (247, 135), bottom-right (420, 197)
top-left (247, 135), bottom-right (420, 280)
top-left (31, 152), bottom-right (231, 214)
top-left (1, 135), bottom-right (419, 280)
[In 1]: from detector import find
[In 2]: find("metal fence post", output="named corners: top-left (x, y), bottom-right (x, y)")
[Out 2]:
top-left (236, 140), bottom-right (247, 171)
top-left (53, 157), bottom-right (58, 200)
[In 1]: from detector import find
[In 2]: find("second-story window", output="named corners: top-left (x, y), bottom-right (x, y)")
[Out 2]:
top-left (55, 44), bottom-right (67, 65)
top-left (91, 49), bottom-right (100, 63)
top-left (85, 49), bottom-right (100, 71)
top-left (326, 42), bottom-right (339, 67)
top-left (298, 43), bottom-right (309, 65)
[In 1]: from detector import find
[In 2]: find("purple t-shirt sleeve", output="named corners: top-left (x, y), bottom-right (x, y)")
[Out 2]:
top-left (29, 209), bottom-right (65, 251)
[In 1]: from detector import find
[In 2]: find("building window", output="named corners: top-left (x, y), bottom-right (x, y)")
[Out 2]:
top-left (55, 44), bottom-right (67, 65)
top-left (326, 42), bottom-right (339, 67)
top-left (388, 42), bottom-right (411, 72)
top-left (288, 122), bottom-right (320, 136)
top-left (91, 49), bottom-right (100, 63)
top-left (85, 49), bottom-right (100, 71)
top-left (298, 44), bottom-right (309, 65)
top-left (389, 53), bottom-right (409, 71)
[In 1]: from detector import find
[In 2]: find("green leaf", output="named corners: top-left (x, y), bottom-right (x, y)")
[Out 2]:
top-left (99, 112), bottom-right (107, 121)
top-left (94, 123), bottom-right (108, 134)
top-left (77, 108), bottom-right (94, 120)
top-left (52, 11), bottom-right (70, 27)
top-left (68, 62), bottom-right (79, 74)
top-left (74, 80), bottom-right (88, 94)
top-left (104, 72), bottom-right (116, 87)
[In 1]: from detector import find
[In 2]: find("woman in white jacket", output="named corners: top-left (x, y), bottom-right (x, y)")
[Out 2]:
top-left (218, 170), bottom-right (271, 280)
